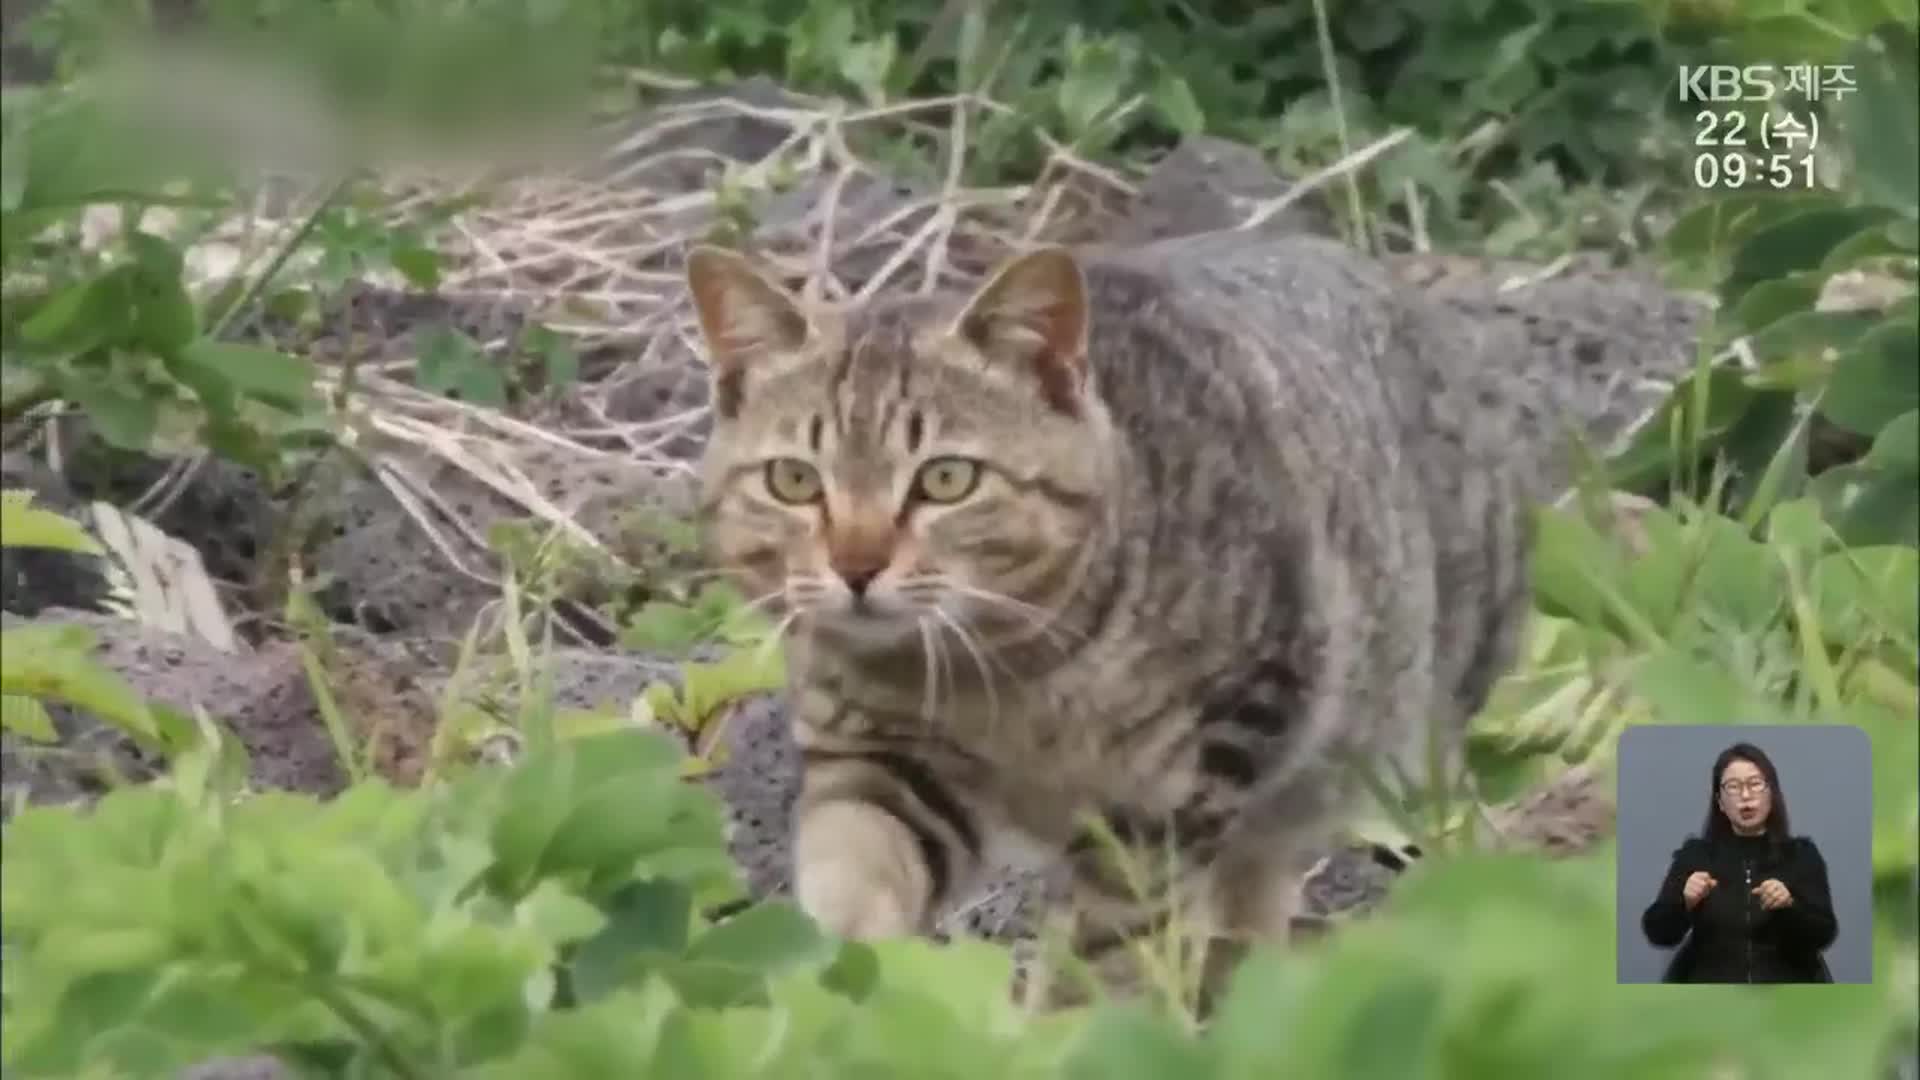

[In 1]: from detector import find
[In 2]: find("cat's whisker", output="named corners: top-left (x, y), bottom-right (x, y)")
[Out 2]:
top-left (936, 580), bottom-right (1085, 653)
top-left (673, 565), bottom-right (754, 583)
top-left (931, 603), bottom-right (1004, 736)
top-left (719, 578), bottom-right (825, 641)
top-left (731, 585), bottom-right (793, 620)
top-left (931, 609), bottom-right (956, 730)
top-left (782, 574), bottom-right (832, 601)
top-left (892, 573), bottom-right (1077, 640)
top-left (748, 610), bottom-right (804, 674)
top-left (916, 615), bottom-right (942, 731)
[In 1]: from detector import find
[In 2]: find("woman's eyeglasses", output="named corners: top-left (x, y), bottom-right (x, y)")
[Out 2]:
top-left (1719, 778), bottom-right (1769, 797)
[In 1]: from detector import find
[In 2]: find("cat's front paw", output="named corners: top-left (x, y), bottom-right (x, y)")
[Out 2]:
top-left (795, 859), bottom-right (918, 940)
top-left (792, 801), bottom-right (932, 940)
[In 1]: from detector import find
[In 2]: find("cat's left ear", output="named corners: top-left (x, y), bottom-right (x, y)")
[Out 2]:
top-left (685, 245), bottom-right (812, 417)
top-left (952, 246), bottom-right (1088, 416)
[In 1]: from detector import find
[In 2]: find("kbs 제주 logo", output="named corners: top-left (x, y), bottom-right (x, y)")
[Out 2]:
top-left (1681, 63), bottom-right (1852, 191)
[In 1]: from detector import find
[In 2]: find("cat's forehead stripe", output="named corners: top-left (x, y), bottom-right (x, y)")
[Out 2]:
top-left (833, 304), bottom-right (924, 446)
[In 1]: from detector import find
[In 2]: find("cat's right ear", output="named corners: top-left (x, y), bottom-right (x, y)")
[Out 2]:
top-left (951, 246), bottom-right (1089, 417)
top-left (685, 246), bottom-right (811, 416)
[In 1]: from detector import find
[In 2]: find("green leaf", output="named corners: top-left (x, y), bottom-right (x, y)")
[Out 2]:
top-left (1841, 23), bottom-right (1920, 217)
top-left (1822, 218), bottom-right (1918, 270)
top-left (1065, 1002), bottom-right (1213, 1080)
top-left (1, 693), bottom-right (59, 741)
top-left (1746, 309), bottom-right (1881, 365)
top-left (1606, 366), bottom-right (1757, 492)
top-left (56, 362), bottom-right (162, 451)
top-left (17, 274), bottom-right (122, 353)
top-left (568, 878), bottom-right (693, 1004)
top-left (1056, 35), bottom-right (1133, 141)
top-left (6, 96), bottom-right (209, 215)
top-left (1724, 207), bottom-right (1897, 309)
top-left (818, 939), bottom-right (881, 1002)
top-left (838, 37), bottom-right (898, 106)
top-left (668, 900), bottom-right (837, 1007)
top-left (0, 623), bottom-right (158, 742)
top-left (417, 327), bottom-right (507, 407)
top-left (1633, 647), bottom-right (1774, 728)
top-left (388, 242), bottom-right (443, 290)
top-left (485, 729), bottom-right (695, 899)
top-left (1661, 192), bottom-right (1825, 264)
top-left (125, 233), bottom-right (198, 356)
top-left (517, 879), bottom-right (608, 946)
top-left (1208, 943), bottom-right (1313, 1071)
top-left (467, 986), bottom-right (672, 1077)
top-left (1866, 409), bottom-right (1920, 473)
top-left (1529, 504), bottom-right (1642, 636)
top-left (172, 342), bottom-right (320, 412)
top-left (523, 325), bottom-right (579, 390)
top-left (1822, 315), bottom-right (1920, 436)
top-left (1149, 70), bottom-right (1205, 137)
top-left (159, 705), bottom-right (252, 807)
top-left (1811, 546), bottom-right (1918, 650)
top-left (620, 602), bottom-right (713, 652)
top-left (0, 106), bottom-right (25, 213)
top-left (1727, 271), bottom-right (1823, 337)
top-left (1810, 463), bottom-right (1920, 547)
top-left (0, 492), bottom-right (104, 555)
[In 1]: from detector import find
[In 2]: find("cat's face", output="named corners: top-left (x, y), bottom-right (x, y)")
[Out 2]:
top-left (685, 247), bottom-right (1115, 655)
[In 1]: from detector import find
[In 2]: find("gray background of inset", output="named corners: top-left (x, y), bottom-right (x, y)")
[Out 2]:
top-left (1615, 724), bottom-right (1874, 983)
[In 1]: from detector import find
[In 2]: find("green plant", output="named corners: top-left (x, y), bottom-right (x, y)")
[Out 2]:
top-left (1614, 20), bottom-right (1919, 546)
top-left (0, 493), bottom-right (157, 748)
top-left (1, 85), bottom-right (329, 478)
top-left (4, 722), bottom-right (1912, 1077)
top-left (0, 494), bottom-right (252, 793)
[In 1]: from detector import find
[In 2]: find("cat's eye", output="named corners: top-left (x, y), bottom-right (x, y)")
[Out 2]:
top-left (912, 457), bottom-right (982, 504)
top-left (765, 458), bottom-right (823, 504)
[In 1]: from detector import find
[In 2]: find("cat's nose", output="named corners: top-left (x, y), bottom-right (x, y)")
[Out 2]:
top-left (826, 517), bottom-right (896, 599)
top-left (838, 567), bottom-right (879, 597)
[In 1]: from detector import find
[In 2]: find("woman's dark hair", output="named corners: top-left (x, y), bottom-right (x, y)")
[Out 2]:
top-left (1701, 741), bottom-right (1793, 842)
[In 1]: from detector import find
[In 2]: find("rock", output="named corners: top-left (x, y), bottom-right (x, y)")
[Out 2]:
top-left (594, 76), bottom-right (808, 193)
top-left (1107, 135), bottom-right (1337, 244)
top-left (1483, 760), bottom-right (1615, 857)
top-left (300, 450), bottom-right (507, 639)
top-left (0, 610), bottom-right (443, 813)
top-left (594, 341), bottom-right (714, 458)
top-left (705, 693), bottom-right (800, 899)
top-left (537, 645), bottom-right (685, 713)
top-left (0, 610), bottom-right (334, 810)
top-left (1384, 252), bottom-right (1712, 483)
top-left (1299, 843), bottom-right (1406, 920)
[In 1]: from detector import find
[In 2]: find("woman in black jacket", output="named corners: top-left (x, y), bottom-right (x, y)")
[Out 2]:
top-left (1640, 741), bottom-right (1840, 983)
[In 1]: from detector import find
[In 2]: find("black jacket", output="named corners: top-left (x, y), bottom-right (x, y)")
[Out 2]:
top-left (1641, 832), bottom-right (1840, 983)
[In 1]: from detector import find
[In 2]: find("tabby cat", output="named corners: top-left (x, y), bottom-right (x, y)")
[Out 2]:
top-left (684, 231), bottom-right (1536, 985)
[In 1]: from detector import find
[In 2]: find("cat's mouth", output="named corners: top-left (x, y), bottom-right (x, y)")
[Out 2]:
top-left (807, 601), bottom-right (922, 651)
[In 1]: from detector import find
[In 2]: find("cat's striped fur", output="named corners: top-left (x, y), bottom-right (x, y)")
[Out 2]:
top-left (685, 231), bottom-right (1536, 984)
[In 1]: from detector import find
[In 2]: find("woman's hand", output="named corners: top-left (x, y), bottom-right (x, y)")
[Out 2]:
top-left (1753, 878), bottom-right (1794, 911)
top-left (1683, 870), bottom-right (1717, 909)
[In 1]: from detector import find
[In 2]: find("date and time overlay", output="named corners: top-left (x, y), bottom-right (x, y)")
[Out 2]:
top-left (1683, 63), bottom-right (1855, 190)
